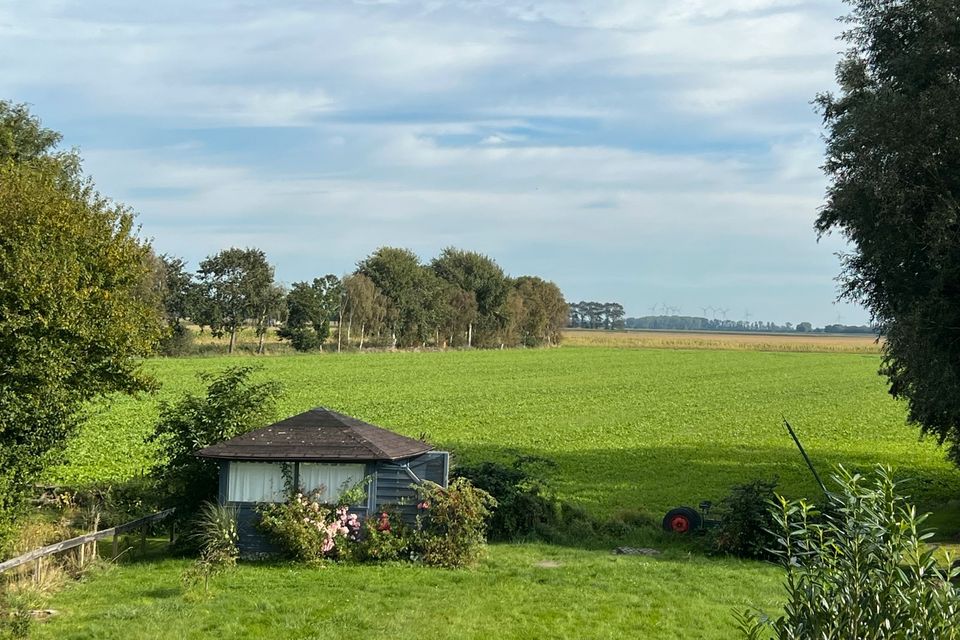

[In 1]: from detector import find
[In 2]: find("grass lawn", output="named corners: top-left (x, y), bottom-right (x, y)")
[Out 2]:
top-left (32, 544), bottom-right (782, 640)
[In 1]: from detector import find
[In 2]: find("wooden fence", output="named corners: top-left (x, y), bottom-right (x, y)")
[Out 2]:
top-left (0, 508), bottom-right (175, 576)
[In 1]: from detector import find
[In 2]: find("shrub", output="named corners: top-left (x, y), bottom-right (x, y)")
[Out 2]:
top-left (413, 478), bottom-right (496, 568)
top-left (736, 465), bottom-right (960, 639)
top-left (711, 478), bottom-right (778, 559)
top-left (454, 457), bottom-right (562, 541)
top-left (182, 502), bottom-right (239, 593)
top-left (257, 489), bottom-right (364, 564)
top-left (354, 512), bottom-right (411, 563)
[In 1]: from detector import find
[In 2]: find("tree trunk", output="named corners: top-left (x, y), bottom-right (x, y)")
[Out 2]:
top-left (257, 308), bottom-right (266, 354)
top-left (468, 322), bottom-right (473, 348)
top-left (391, 331), bottom-right (397, 350)
top-left (359, 322), bottom-right (365, 351)
top-left (229, 326), bottom-right (237, 353)
top-left (347, 311), bottom-right (353, 345)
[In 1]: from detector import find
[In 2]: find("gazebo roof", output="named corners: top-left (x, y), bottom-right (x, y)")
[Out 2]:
top-left (195, 407), bottom-right (432, 462)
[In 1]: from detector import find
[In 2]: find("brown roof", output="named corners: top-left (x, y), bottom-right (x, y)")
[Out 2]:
top-left (195, 408), bottom-right (433, 462)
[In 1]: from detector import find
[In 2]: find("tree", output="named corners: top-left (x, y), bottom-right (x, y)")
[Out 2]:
top-left (342, 273), bottom-right (386, 350)
top-left (0, 103), bottom-right (164, 546)
top-left (357, 247), bottom-right (431, 347)
top-left (148, 367), bottom-right (282, 524)
top-left (278, 279), bottom-right (331, 351)
top-left (430, 248), bottom-right (510, 347)
top-left (196, 248), bottom-right (275, 353)
top-left (814, 0), bottom-right (960, 461)
top-left (512, 276), bottom-right (568, 347)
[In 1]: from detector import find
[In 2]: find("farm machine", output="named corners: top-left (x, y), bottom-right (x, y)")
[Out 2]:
top-left (661, 418), bottom-right (828, 534)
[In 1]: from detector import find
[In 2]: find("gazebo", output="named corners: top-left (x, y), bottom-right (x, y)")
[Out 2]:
top-left (196, 407), bottom-right (449, 554)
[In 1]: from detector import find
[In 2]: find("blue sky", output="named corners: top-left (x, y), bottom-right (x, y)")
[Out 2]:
top-left (0, 0), bottom-right (869, 326)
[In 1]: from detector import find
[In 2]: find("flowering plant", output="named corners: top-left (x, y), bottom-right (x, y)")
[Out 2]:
top-left (258, 489), bottom-right (362, 563)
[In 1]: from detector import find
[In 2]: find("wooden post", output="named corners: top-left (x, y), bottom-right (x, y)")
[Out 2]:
top-left (112, 532), bottom-right (119, 558)
top-left (140, 525), bottom-right (147, 556)
top-left (78, 540), bottom-right (85, 568)
top-left (34, 557), bottom-right (41, 583)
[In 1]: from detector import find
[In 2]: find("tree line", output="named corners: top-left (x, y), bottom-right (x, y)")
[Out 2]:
top-left (567, 301), bottom-right (626, 329)
top-left (155, 246), bottom-right (568, 354)
top-left (622, 315), bottom-right (876, 334)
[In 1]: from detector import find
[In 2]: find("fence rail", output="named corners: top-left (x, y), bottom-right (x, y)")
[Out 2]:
top-left (0, 508), bottom-right (175, 574)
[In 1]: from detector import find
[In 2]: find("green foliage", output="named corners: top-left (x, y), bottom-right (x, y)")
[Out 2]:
top-left (710, 478), bottom-right (778, 560)
top-left (181, 502), bottom-right (239, 593)
top-left (47, 349), bottom-right (960, 524)
top-left (195, 248), bottom-right (275, 353)
top-left (0, 101), bottom-right (164, 550)
top-left (258, 488), bottom-right (366, 564)
top-left (738, 466), bottom-right (960, 639)
top-left (277, 277), bottom-right (341, 351)
top-left (511, 276), bottom-right (568, 347)
top-left (815, 1), bottom-right (960, 462)
top-left (356, 247), bottom-right (432, 347)
top-left (455, 456), bottom-right (564, 541)
top-left (0, 589), bottom-right (34, 640)
top-left (147, 366), bottom-right (282, 522)
top-left (353, 513), bottom-right (410, 562)
top-left (413, 478), bottom-right (496, 568)
top-left (430, 248), bottom-right (508, 347)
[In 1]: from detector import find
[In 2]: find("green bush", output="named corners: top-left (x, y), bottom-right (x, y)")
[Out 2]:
top-left (413, 478), bottom-right (496, 568)
top-left (354, 512), bottom-right (411, 563)
top-left (710, 478), bottom-right (778, 559)
top-left (736, 465), bottom-right (960, 639)
top-left (181, 502), bottom-right (239, 593)
top-left (258, 489), bottom-right (364, 564)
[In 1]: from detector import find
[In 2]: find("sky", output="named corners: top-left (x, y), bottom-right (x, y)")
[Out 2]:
top-left (0, 0), bottom-right (870, 327)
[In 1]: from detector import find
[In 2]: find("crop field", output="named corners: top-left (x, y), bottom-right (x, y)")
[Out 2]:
top-left (32, 345), bottom-right (960, 639)
top-left (53, 346), bottom-right (957, 518)
top-left (563, 328), bottom-right (881, 354)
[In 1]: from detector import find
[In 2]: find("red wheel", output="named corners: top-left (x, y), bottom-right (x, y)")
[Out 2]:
top-left (669, 515), bottom-right (691, 533)
top-left (662, 507), bottom-right (703, 534)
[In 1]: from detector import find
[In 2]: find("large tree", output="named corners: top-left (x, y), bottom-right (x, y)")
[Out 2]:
top-left (0, 102), bottom-right (164, 544)
top-left (815, 1), bottom-right (960, 460)
top-left (196, 247), bottom-right (275, 353)
top-left (430, 248), bottom-right (509, 347)
top-left (357, 247), bottom-right (433, 347)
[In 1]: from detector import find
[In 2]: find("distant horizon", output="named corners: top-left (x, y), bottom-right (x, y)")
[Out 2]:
top-left (2, 0), bottom-right (869, 328)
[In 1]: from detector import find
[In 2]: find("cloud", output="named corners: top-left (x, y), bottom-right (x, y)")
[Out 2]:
top-left (1, 0), bottom-right (863, 325)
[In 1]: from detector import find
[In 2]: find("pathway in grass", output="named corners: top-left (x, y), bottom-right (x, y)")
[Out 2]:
top-left (54, 347), bottom-right (960, 521)
top-left (32, 544), bottom-right (782, 640)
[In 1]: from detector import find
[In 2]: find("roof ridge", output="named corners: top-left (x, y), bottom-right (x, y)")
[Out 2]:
top-left (319, 407), bottom-right (394, 459)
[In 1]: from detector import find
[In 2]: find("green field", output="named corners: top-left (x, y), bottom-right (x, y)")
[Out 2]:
top-left (30, 346), bottom-right (960, 639)
top-left (53, 347), bottom-right (960, 516)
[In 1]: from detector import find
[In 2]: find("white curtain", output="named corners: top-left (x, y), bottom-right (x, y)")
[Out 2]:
top-left (228, 462), bottom-right (286, 503)
top-left (298, 463), bottom-right (365, 503)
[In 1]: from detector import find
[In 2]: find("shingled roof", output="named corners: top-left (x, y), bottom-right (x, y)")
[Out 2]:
top-left (195, 407), bottom-right (433, 462)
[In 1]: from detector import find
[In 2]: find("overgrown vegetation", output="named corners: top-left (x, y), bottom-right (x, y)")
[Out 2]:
top-left (147, 366), bottom-right (282, 534)
top-left (181, 502), bottom-right (239, 593)
top-left (259, 478), bottom-right (495, 569)
top-left (0, 100), bottom-right (165, 553)
top-left (710, 478), bottom-right (778, 560)
top-left (737, 466), bottom-right (960, 638)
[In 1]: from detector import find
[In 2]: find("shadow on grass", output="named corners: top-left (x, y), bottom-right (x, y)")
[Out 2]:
top-left (444, 441), bottom-right (960, 541)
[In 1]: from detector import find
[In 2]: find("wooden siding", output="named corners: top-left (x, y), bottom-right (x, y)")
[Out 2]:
top-left (220, 454), bottom-right (448, 554)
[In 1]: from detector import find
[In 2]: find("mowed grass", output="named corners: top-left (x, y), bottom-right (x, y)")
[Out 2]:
top-left (54, 346), bottom-right (959, 519)
top-left (33, 545), bottom-right (783, 640)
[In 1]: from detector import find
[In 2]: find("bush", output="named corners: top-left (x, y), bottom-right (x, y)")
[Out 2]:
top-left (454, 457), bottom-right (563, 541)
top-left (354, 512), bottom-right (411, 563)
top-left (736, 465), bottom-right (960, 639)
top-left (710, 478), bottom-right (778, 559)
top-left (182, 502), bottom-right (239, 593)
top-left (412, 478), bottom-right (496, 568)
top-left (258, 488), bottom-right (365, 564)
